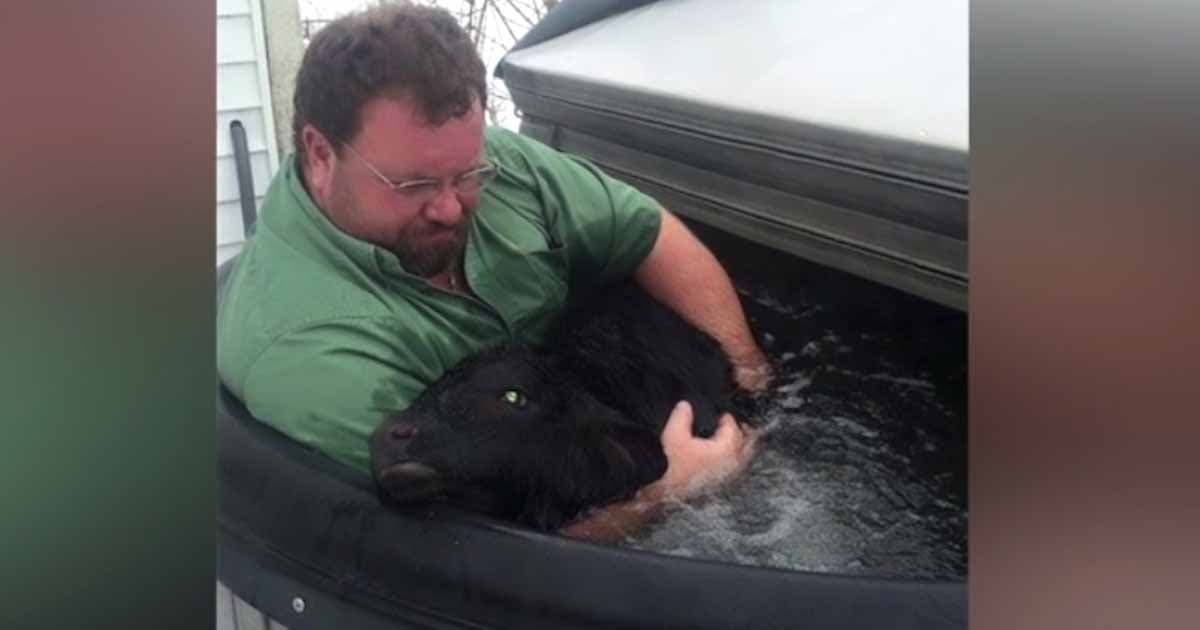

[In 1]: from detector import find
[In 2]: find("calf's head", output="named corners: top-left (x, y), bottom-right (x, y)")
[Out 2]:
top-left (369, 345), bottom-right (668, 530)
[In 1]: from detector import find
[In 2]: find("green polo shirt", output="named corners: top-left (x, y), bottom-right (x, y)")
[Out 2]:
top-left (217, 127), bottom-right (662, 474)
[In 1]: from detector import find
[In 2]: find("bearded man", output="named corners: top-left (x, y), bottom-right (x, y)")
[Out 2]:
top-left (217, 3), bottom-right (769, 538)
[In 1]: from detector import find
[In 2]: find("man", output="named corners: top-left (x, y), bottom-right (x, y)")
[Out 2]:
top-left (217, 4), bottom-right (770, 538)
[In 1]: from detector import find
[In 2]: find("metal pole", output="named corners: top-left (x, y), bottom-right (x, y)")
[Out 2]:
top-left (229, 120), bottom-right (258, 234)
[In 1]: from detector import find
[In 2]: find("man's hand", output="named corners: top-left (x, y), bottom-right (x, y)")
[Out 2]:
top-left (559, 400), bottom-right (757, 541)
top-left (640, 400), bottom-right (758, 503)
top-left (732, 351), bottom-right (773, 395)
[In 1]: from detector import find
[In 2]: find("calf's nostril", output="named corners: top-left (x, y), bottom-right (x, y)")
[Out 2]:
top-left (389, 423), bottom-right (417, 442)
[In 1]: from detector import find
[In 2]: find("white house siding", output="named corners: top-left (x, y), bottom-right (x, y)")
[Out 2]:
top-left (217, 0), bottom-right (280, 266)
top-left (216, 581), bottom-right (291, 630)
top-left (215, 2), bottom-right (297, 626)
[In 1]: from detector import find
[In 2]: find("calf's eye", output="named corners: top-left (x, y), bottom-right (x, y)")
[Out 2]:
top-left (501, 389), bottom-right (527, 407)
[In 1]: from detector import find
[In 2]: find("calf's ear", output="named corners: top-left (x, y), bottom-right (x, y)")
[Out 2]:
top-left (564, 392), bottom-right (667, 491)
top-left (601, 430), bottom-right (667, 488)
top-left (563, 391), bottom-right (643, 432)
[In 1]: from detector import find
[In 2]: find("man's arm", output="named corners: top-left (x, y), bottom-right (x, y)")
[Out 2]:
top-left (635, 209), bottom-right (772, 393)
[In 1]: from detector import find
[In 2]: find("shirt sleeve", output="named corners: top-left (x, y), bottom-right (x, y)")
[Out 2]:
top-left (240, 321), bottom-right (427, 475)
top-left (492, 129), bottom-right (663, 291)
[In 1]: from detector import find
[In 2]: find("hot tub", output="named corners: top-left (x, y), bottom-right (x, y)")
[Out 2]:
top-left (216, 249), bottom-right (966, 629)
top-left (217, 1), bottom-right (968, 625)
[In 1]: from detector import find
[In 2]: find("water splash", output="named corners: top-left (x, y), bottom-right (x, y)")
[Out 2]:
top-left (619, 232), bottom-right (967, 579)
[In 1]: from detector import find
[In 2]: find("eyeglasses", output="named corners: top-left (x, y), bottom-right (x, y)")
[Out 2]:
top-left (339, 141), bottom-right (499, 205)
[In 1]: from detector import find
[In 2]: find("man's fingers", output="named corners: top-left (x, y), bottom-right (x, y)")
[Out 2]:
top-left (663, 403), bottom-right (754, 466)
top-left (710, 412), bottom-right (740, 441)
top-left (661, 400), bottom-right (694, 444)
top-left (652, 404), bottom-right (759, 502)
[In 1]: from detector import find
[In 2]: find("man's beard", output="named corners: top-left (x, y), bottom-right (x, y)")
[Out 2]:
top-left (390, 219), bottom-right (470, 278)
top-left (328, 174), bottom-right (471, 278)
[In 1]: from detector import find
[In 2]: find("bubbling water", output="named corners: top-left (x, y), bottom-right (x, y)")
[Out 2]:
top-left (619, 230), bottom-right (967, 580)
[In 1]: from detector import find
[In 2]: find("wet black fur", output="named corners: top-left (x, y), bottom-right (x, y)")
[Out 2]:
top-left (369, 281), bottom-right (738, 531)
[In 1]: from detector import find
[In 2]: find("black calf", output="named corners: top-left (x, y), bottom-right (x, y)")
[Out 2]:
top-left (369, 282), bottom-right (738, 530)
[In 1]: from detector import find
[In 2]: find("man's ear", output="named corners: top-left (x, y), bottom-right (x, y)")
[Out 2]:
top-left (300, 124), bottom-right (338, 204)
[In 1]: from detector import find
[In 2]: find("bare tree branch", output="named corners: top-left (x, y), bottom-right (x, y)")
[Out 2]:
top-left (476, 27), bottom-right (519, 60)
top-left (487, 1), bottom-right (521, 44)
top-left (478, 0), bottom-right (494, 49)
top-left (534, 0), bottom-right (560, 20)
top-left (498, 0), bottom-right (539, 30)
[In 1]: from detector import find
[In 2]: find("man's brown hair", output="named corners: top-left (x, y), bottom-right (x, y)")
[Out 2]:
top-left (292, 3), bottom-right (487, 162)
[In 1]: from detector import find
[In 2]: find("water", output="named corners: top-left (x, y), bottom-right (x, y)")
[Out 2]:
top-left (619, 224), bottom-right (968, 580)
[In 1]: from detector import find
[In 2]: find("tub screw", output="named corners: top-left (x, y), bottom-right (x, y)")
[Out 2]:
top-left (292, 596), bottom-right (306, 614)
